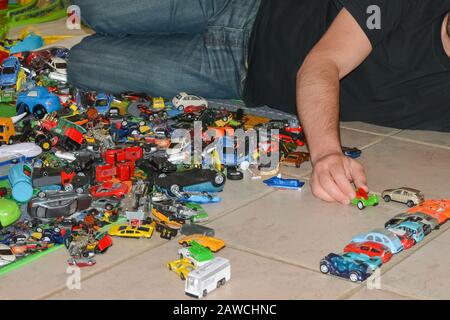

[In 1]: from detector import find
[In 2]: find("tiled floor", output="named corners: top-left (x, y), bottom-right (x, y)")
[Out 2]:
top-left (2, 21), bottom-right (450, 300)
top-left (2, 123), bottom-right (450, 300)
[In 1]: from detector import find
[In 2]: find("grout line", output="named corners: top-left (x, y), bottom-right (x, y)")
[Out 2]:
top-left (390, 135), bottom-right (450, 151)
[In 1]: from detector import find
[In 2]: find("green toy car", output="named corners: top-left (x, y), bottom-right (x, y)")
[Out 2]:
top-left (0, 198), bottom-right (21, 228)
top-left (178, 240), bottom-right (214, 265)
top-left (185, 203), bottom-right (209, 223)
top-left (351, 188), bottom-right (379, 210)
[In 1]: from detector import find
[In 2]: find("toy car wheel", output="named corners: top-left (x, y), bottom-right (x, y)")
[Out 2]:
top-left (139, 121), bottom-right (146, 127)
top-left (64, 184), bottom-right (74, 192)
top-left (121, 120), bottom-right (128, 127)
top-left (148, 115), bottom-right (155, 121)
top-left (167, 264), bottom-right (172, 271)
top-left (36, 227), bottom-right (43, 233)
top-left (212, 173), bottom-right (225, 187)
top-left (180, 273), bottom-right (185, 281)
top-left (16, 103), bottom-right (30, 114)
top-left (227, 169), bottom-right (243, 181)
top-left (357, 201), bottom-right (365, 210)
top-left (406, 200), bottom-right (415, 208)
top-left (349, 272), bottom-right (359, 283)
top-left (383, 195), bottom-right (391, 202)
top-left (202, 289), bottom-right (208, 297)
top-left (182, 242), bottom-right (188, 248)
top-left (40, 140), bottom-right (52, 151)
top-left (38, 191), bottom-right (46, 198)
top-left (170, 184), bottom-right (180, 196)
top-left (319, 263), bottom-right (330, 274)
top-left (33, 105), bottom-right (47, 119)
top-left (105, 204), bottom-right (114, 211)
top-left (177, 105), bottom-right (184, 111)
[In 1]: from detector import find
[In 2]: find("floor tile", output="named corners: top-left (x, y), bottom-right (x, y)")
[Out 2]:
top-left (341, 121), bottom-right (402, 136)
top-left (394, 130), bottom-right (450, 148)
top-left (202, 175), bottom-right (275, 219)
top-left (379, 229), bottom-right (450, 299)
top-left (359, 138), bottom-right (450, 198)
top-left (0, 235), bottom-right (167, 300)
top-left (207, 183), bottom-right (401, 271)
top-left (47, 244), bottom-right (358, 300)
top-left (347, 288), bottom-right (413, 300)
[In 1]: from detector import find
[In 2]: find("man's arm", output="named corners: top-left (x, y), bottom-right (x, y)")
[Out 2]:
top-left (296, 8), bottom-right (372, 204)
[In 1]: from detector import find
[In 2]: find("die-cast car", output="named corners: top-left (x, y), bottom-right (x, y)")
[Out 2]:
top-left (172, 92), bottom-right (208, 111)
top-left (108, 223), bottom-right (155, 239)
top-left (263, 176), bottom-right (304, 190)
top-left (341, 252), bottom-right (382, 271)
top-left (343, 241), bottom-right (393, 264)
top-left (27, 191), bottom-right (92, 219)
top-left (167, 258), bottom-right (196, 280)
top-left (351, 188), bottom-right (379, 210)
top-left (342, 147), bottom-right (362, 159)
top-left (178, 235), bottom-right (225, 252)
top-left (407, 200), bottom-right (450, 225)
top-left (90, 181), bottom-right (130, 199)
top-left (319, 253), bottom-right (373, 283)
top-left (388, 221), bottom-right (425, 244)
top-left (154, 169), bottom-right (226, 196)
top-left (0, 56), bottom-right (22, 88)
top-left (351, 229), bottom-right (404, 254)
top-left (385, 212), bottom-right (438, 236)
top-left (94, 92), bottom-right (113, 114)
top-left (382, 187), bottom-right (424, 207)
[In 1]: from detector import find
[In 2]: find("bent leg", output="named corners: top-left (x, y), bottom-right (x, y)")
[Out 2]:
top-left (67, 33), bottom-right (244, 99)
top-left (72, 0), bottom-right (228, 36)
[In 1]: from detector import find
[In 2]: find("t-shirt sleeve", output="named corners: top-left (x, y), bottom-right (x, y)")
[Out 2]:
top-left (335, 0), bottom-right (408, 47)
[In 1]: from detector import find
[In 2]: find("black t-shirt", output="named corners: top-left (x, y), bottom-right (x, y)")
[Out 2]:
top-left (243, 0), bottom-right (450, 131)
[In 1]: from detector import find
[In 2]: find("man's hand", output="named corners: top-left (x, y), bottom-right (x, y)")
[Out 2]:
top-left (310, 152), bottom-right (368, 205)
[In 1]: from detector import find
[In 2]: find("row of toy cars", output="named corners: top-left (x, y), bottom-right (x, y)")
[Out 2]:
top-left (320, 190), bottom-right (449, 283)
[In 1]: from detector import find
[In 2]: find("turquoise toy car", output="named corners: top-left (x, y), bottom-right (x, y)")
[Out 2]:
top-left (388, 221), bottom-right (425, 244)
top-left (342, 252), bottom-right (382, 271)
top-left (16, 86), bottom-right (62, 119)
top-left (351, 188), bottom-right (379, 210)
top-left (0, 198), bottom-right (21, 228)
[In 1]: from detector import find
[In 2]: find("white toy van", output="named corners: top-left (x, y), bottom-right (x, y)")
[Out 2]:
top-left (185, 257), bottom-right (231, 298)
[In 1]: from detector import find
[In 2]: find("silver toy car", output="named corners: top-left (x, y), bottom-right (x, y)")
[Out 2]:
top-left (382, 187), bottom-right (424, 207)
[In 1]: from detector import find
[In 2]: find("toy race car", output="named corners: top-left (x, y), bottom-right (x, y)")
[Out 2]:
top-left (319, 253), bottom-right (373, 283)
top-left (263, 175), bottom-right (304, 190)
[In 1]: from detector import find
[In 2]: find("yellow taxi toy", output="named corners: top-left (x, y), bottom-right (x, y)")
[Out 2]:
top-left (108, 223), bottom-right (155, 239)
top-left (167, 258), bottom-right (196, 280)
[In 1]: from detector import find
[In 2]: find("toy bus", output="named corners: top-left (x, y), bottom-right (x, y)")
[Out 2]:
top-left (185, 257), bottom-right (230, 299)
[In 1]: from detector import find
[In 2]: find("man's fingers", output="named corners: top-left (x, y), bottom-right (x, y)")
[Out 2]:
top-left (351, 161), bottom-right (368, 191)
top-left (310, 178), bottom-right (335, 202)
top-left (318, 171), bottom-right (350, 204)
top-left (330, 162), bottom-right (356, 200)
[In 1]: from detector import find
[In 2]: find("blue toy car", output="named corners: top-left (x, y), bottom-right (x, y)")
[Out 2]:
top-left (342, 147), bottom-right (362, 159)
top-left (263, 176), bottom-right (305, 190)
top-left (8, 33), bottom-right (44, 54)
top-left (16, 86), bottom-right (62, 119)
top-left (94, 93), bottom-right (113, 114)
top-left (351, 228), bottom-right (404, 254)
top-left (388, 221), bottom-right (425, 244)
top-left (0, 56), bottom-right (21, 88)
top-left (320, 253), bottom-right (373, 282)
top-left (342, 252), bottom-right (382, 271)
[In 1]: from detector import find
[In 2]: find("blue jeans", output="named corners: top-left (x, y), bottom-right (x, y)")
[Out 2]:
top-left (67, 0), bottom-right (261, 99)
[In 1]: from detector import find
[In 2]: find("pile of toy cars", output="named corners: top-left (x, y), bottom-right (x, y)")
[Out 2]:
top-left (320, 189), bottom-right (449, 283)
top-left (0, 35), bottom-right (314, 299)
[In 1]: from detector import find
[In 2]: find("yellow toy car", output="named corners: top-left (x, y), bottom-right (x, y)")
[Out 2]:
top-left (178, 234), bottom-right (225, 252)
top-left (108, 223), bottom-right (155, 239)
top-left (152, 97), bottom-right (165, 109)
top-left (167, 258), bottom-right (196, 280)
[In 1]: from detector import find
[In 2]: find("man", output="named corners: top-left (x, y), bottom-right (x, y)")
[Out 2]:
top-left (68, 0), bottom-right (450, 204)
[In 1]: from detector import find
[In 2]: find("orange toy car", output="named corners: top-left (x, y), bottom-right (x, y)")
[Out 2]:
top-left (408, 200), bottom-right (450, 225)
top-left (178, 234), bottom-right (225, 252)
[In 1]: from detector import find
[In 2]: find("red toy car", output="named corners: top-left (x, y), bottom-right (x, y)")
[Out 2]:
top-left (184, 105), bottom-right (206, 114)
top-left (343, 241), bottom-right (393, 264)
top-left (90, 181), bottom-right (130, 199)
